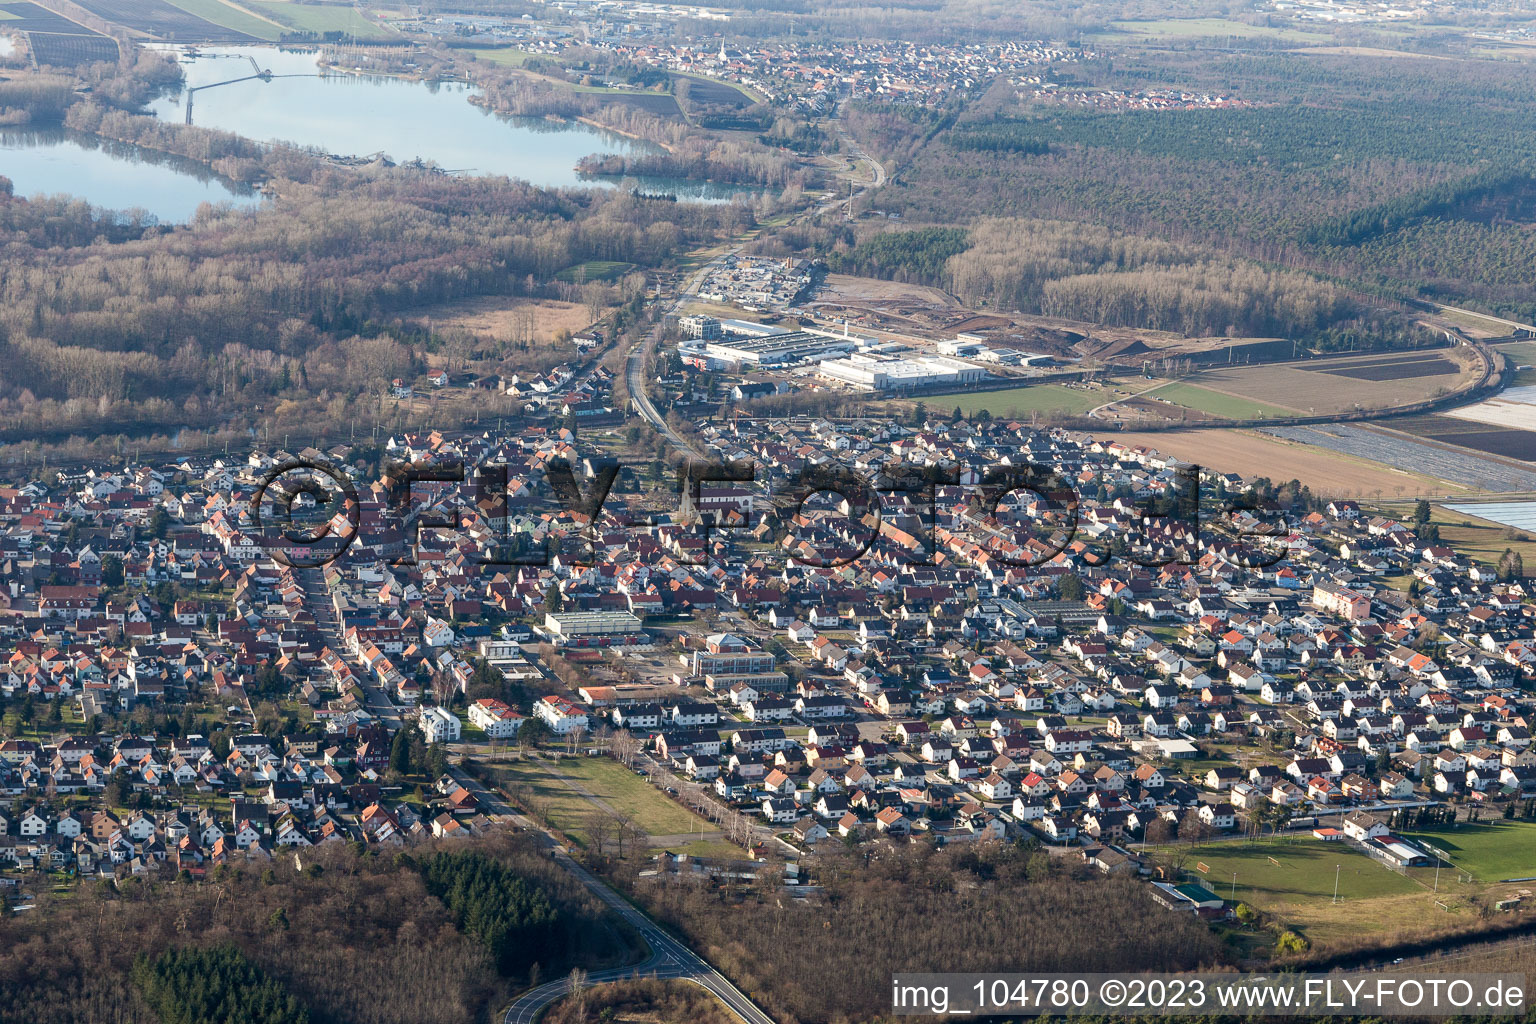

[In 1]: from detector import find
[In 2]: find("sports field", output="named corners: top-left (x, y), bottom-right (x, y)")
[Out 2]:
top-left (1178, 839), bottom-right (1451, 949)
top-left (1402, 822), bottom-right (1536, 883)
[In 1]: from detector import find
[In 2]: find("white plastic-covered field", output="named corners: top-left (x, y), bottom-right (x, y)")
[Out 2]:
top-left (1443, 385), bottom-right (1536, 430)
top-left (1443, 501), bottom-right (1536, 532)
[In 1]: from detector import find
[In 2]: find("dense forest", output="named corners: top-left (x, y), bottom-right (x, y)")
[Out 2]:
top-left (132, 945), bottom-right (310, 1024)
top-left (827, 219), bottom-right (1354, 337)
top-left (849, 48), bottom-right (1536, 320)
top-left (625, 842), bottom-right (1226, 1023)
top-left (423, 848), bottom-right (616, 977)
top-left (0, 835), bottom-right (624, 1024)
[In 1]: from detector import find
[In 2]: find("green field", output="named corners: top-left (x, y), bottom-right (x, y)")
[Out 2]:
top-left (1496, 341), bottom-right (1536, 367)
top-left (934, 383), bottom-right (1108, 418)
top-left (1150, 381), bottom-right (1300, 420)
top-left (491, 755), bottom-right (711, 846)
top-left (556, 260), bottom-right (637, 283)
top-left (1098, 18), bottom-right (1330, 43)
top-left (467, 46), bottom-right (538, 67)
top-left (1177, 838), bottom-right (1450, 948)
top-left (1186, 840), bottom-right (1419, 903)
top-left (1403, 822), bottom-right (1536, 883)
top-left (246, 0), bottom-right (397, 39)
top-left (165, 0), bottom-right (282, 38)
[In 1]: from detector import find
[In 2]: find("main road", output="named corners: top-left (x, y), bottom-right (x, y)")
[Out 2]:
top-left (443, 762), bottom-right (775, 1024)
top-left (296, 566), bottom-right (403, 729)
top-left (625, 110), bottom-right (887, 461)
top-left (526, 109), bottom-right (890, 1021)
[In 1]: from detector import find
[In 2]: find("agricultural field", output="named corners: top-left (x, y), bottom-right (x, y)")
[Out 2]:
top-left (670, 70), bottom-right (758, 107)
top-left (1142, 381), bottom-right (1301, 421)
top-left (584, 90), bottom-right (679, 115)
top-left (73, 0), bottom-right (254, 40)
top-left (0, 1), bottom-right (91, 33)
top-left (933, 382), bottom-right (1110, 418)
top-left (1191, 352), bottom-right (1474, 417)
top-left (162, 0), bottom-right (286, 38)
top-left (1177, 839), bottom-right (1444, 951)
top-left (1392, 414), bottom-right (1536, 461)
top-left (27, 32), bottom-right (119, 66)
top-left (163, 0), bottom-right (280, 40)
top-left (1096, 17), bottom-right (1331, 43)
top-left (1400, 822), bottom-right (1536, 883)
top-left (1102, 428), bottom-right (1464, 498)
top-left (1265, 424), bottom-right (1536, 492)
top-left (1316, 354), bottom-right (1464, 381)
top-left (245, 0), bottom-right (397, 39)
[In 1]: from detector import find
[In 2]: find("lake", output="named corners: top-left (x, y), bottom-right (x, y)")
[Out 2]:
top-left (0, 126), bottom-right (260, 221)
top-left (146, 46), bottom-right (752, 200)
top-left (0, 44), bottom-right (751, 222)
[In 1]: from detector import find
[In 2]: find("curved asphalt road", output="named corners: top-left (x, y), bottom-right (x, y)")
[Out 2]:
top-left (442, 763), bottom-right (774, 1024)
top-left (501, 848), bottom-right (775, 1024)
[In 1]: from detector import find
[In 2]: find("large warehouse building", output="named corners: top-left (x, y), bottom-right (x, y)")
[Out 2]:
top-left (544, 610), bottom-right (646, 646)
top-left (816, 353), bottom-right (988, 392)
top-left (694, 330), bottom-right (857, 368)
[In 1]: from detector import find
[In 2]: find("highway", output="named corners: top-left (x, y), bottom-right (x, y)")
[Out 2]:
top-left (441, 763), bottom-right (776, 1024)
top-left (1429, 301), bottom-right (1536, 337)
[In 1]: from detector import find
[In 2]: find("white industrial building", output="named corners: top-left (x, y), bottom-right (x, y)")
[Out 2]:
top-left (695, 330), bottom-right (857, 368)
top-left (546, 614), bottom-right (642, 635)
top-left (816, 353), bottom-right (988, 392)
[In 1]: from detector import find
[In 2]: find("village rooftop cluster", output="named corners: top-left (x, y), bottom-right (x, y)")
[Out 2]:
top-left (0, 404), bottom-right (1531, 920)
